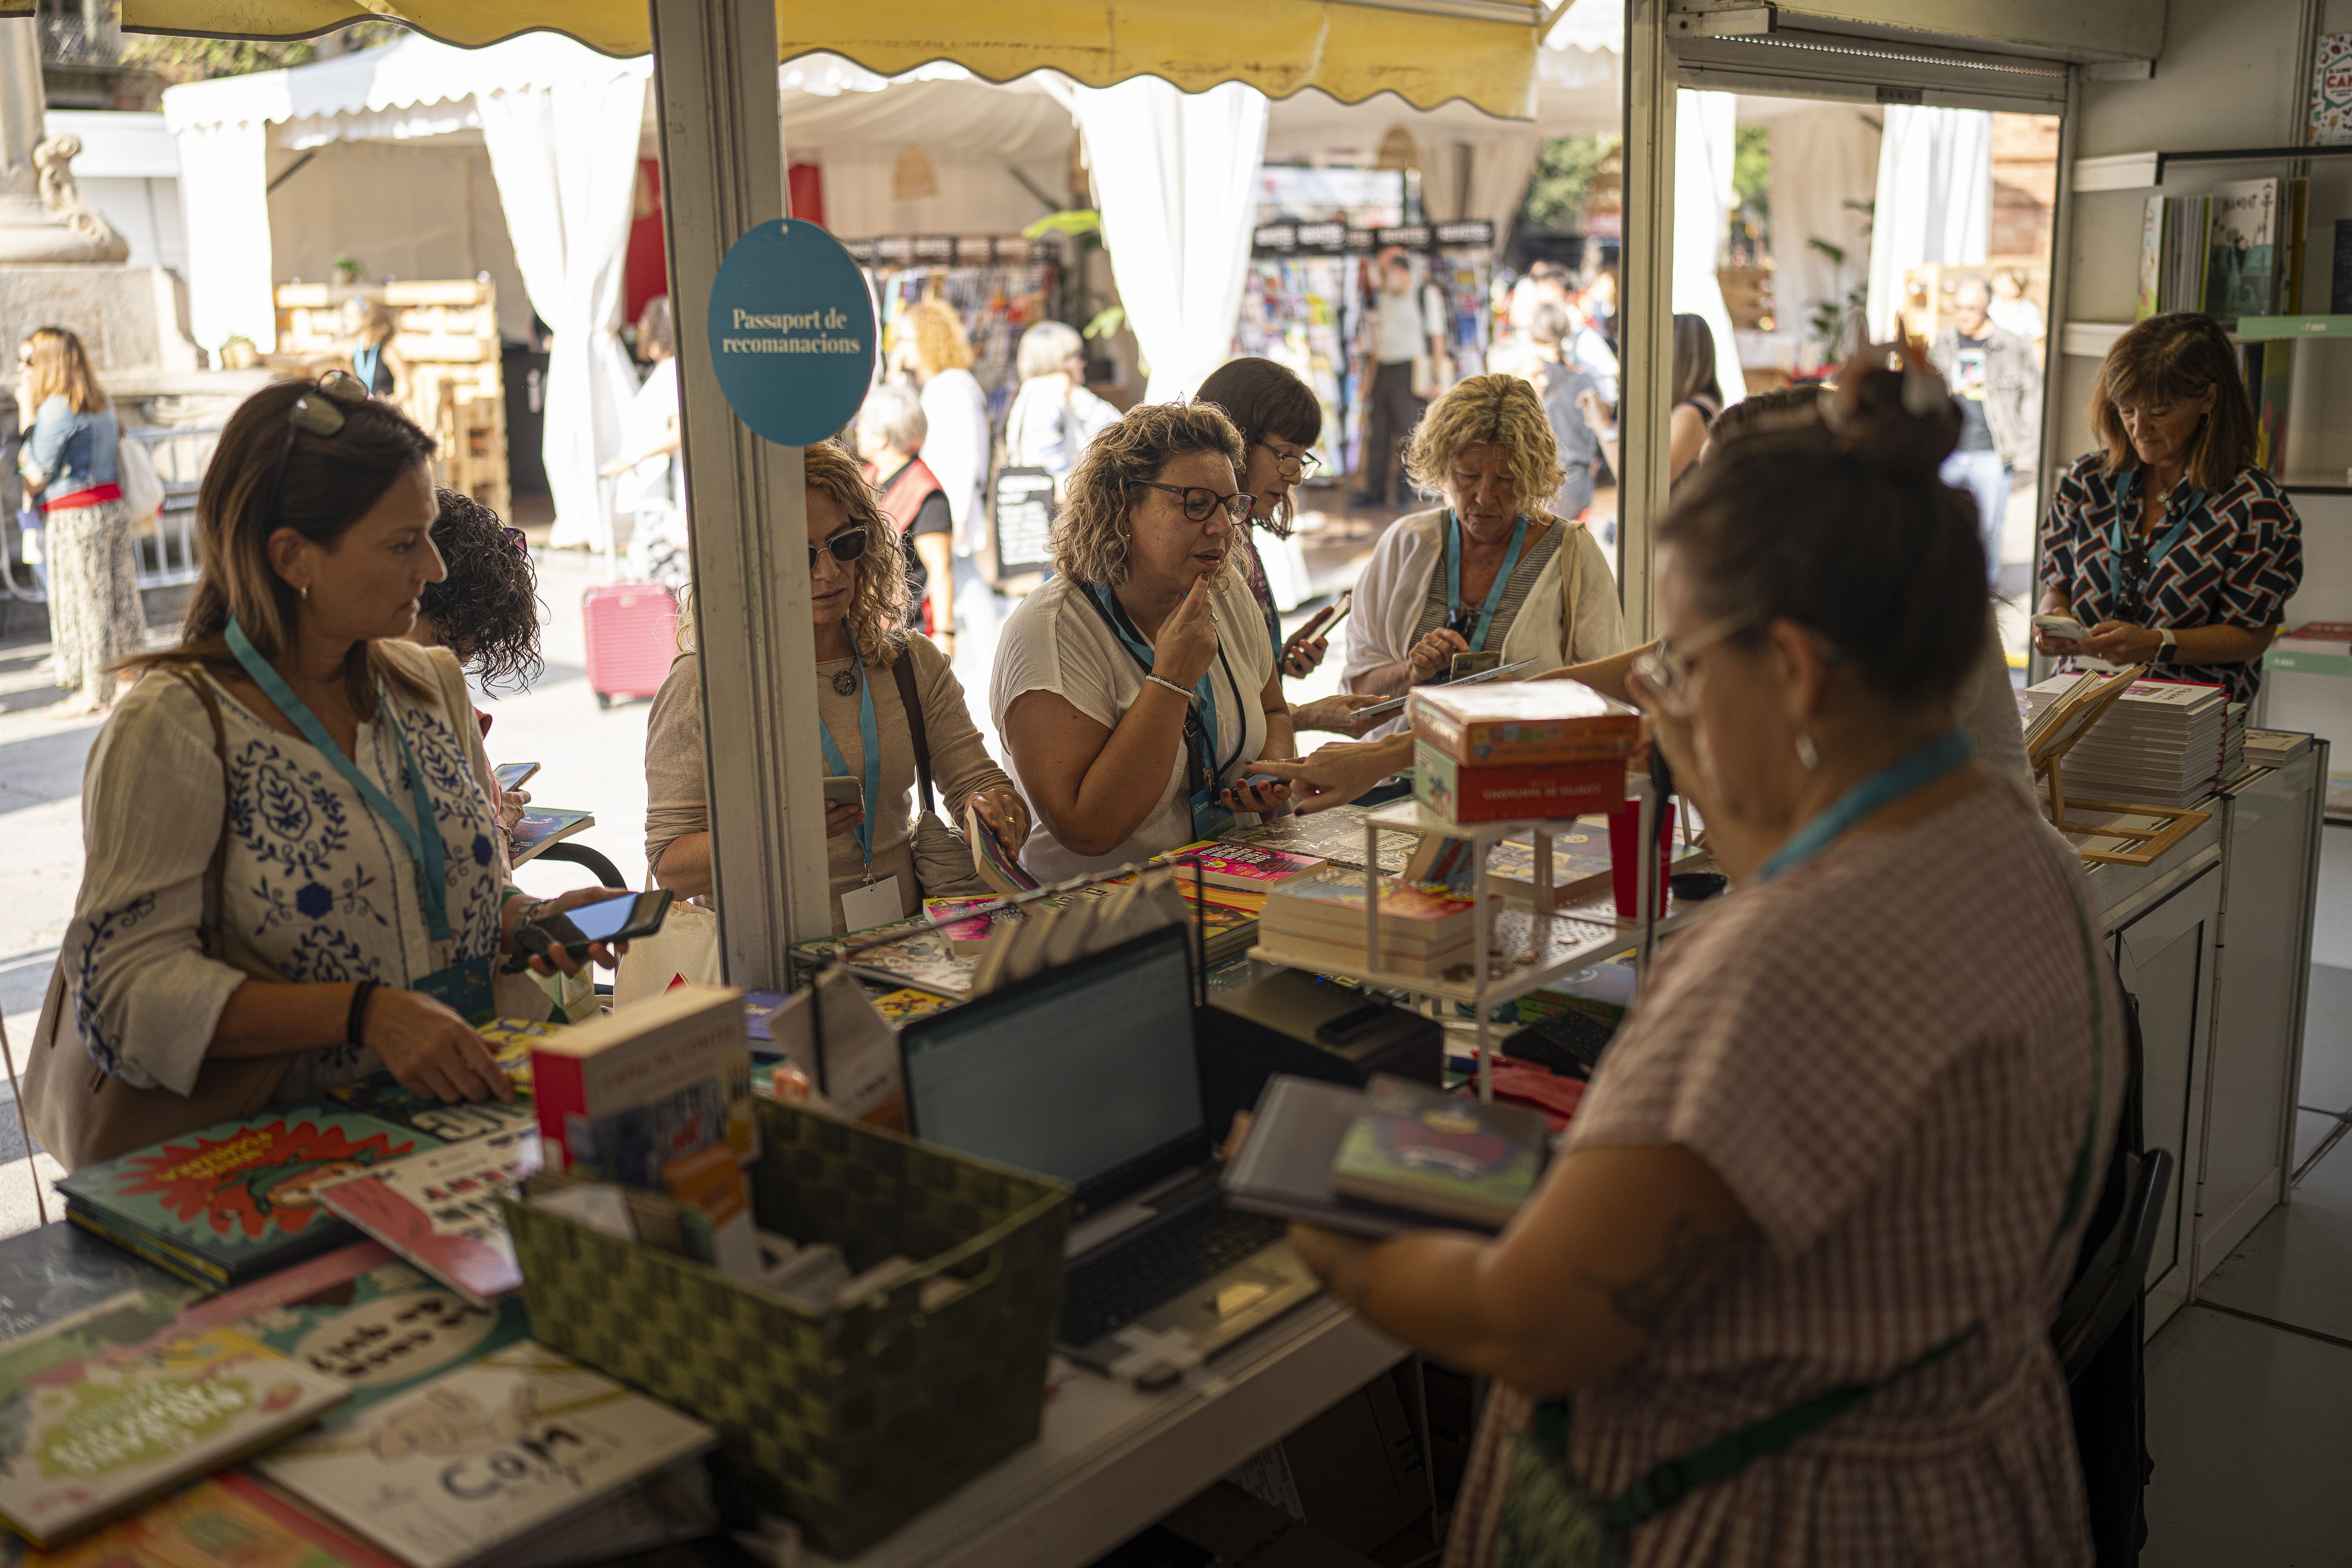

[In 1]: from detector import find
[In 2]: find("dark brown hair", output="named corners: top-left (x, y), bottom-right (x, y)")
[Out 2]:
top-left (420, 489), bottom-right (542, 693)
top-left (1705, 383), bottom-right (1824, 453)
top-left (1659, 350), bottom-right (1984, 708)
top-left (128, 376), bottom-right (438, 713)
top-left (2089, 312), bottom-right (2255, 494)
top-left (1194, 357), bottom-right (1322, 539)
top-left (1670, 313), bottom-right (1721, 412)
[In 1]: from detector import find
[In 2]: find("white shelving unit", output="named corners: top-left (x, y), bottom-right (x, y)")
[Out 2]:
top-left (1247, 781), bottom-right (1707, 1103)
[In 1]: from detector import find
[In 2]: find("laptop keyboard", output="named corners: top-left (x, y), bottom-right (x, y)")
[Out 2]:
top-left (1060, 1203), bottom-right (1288, 1348)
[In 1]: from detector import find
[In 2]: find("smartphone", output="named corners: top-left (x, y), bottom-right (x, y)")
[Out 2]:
top-left (2032, 613), bottom-right (2091, 642)
top-left (532, 890), bottom-right (672, 955)
top-left (1282, 590), bottom-right (1354, 656)
top-left (494, 761), bottom-right (540, 791)
top-left (1449, 650), bottom-right (1503, 680)
top-left (821, 774), bottom-right (863, 808)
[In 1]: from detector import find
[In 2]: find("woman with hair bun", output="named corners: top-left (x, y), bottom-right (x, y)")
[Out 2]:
top-left (1258, 347), bottom-right (2124, 1568)
top-left (2036, 310), bottom-right (2301, 704)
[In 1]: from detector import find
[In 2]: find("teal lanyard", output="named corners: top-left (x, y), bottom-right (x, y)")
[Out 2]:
top-left (1443, 511), bottom-right (1529, 653)
top-left (1754, 729), bottom-right (1975, 884)
top-left (223, 619), bottom-right (452, 943)
top-left (818, 648), bottom-right (882, 873)
top-left (2106, 467), bottom-right (2201, 614)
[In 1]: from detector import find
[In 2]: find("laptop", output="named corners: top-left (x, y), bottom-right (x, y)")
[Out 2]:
top-left (900, 925), bottom-right (1318, 1376)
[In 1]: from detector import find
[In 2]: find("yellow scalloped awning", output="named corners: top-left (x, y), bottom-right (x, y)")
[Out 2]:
top-left (32, 1), bottom-right (1545, 118)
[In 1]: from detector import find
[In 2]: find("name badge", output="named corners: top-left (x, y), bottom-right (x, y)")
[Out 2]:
top-left (840, 874), bottom-right (905, 934)
top-left (413, 956), bottom-right (496, 1026)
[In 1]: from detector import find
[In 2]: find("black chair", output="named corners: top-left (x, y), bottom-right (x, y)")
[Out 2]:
top-left (533, 841), bottom-right (627, 890)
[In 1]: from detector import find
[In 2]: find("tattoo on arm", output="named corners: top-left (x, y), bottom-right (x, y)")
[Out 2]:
top-left (1581, 1209), bottom-right (1742, 1335)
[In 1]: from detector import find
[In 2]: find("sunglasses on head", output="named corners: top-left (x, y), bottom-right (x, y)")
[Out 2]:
top-left (808, 525), bottom-right (869, 571)
top-left (266, 370), bottom-right (370, 524)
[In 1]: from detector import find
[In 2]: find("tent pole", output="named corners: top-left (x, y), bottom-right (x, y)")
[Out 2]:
top-left (647, 0), bottom-right (833, 982)
top-left (1615, 0), bottom-right (1675, 646)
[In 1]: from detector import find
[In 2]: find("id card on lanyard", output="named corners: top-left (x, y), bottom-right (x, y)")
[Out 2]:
top-left (819, 658), bottom-right (904, 931)
top-left (223, 621), bottom-right (495, 1023)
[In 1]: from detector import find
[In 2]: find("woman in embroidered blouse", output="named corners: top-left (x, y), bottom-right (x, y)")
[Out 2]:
top-left (66, 375), bottom-right (616, 1125)
top-left (1258, 354), bottom-right (2124, 1567)
top-left (2035, 311), bottom-right (2302, 705)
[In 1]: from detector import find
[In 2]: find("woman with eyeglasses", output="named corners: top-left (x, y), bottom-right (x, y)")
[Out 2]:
top-left (1194, 358), bottom-right (1385, 740)
top-left (31, 374), bottom-right (619, 1169)
top-left (643, 440), bottom-right (1025, 932)
top-left (15, 325), bottom-right (145, 716)
top-left (1255, 350), bottom-right (2124, 1568)
top-left (1338, 373), bottom-right (1626, 740)
top-left (991, 403), bottom-right (1294, 880)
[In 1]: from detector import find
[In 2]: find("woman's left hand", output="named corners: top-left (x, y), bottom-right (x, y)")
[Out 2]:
top-left (1291, 693), bottom-right (1388, 738)
top-left (1219, 774), bottom-right (1292, 816)
top-left (503, 888), bottom-right (630, 977)
top-left (1280, 635), bottom-right (1328, 679)
top-left (2080, 620), bottom-right (2163, 666)
top-left (497, 785), bottom-right (530, 837)
top-left (967, 787), bottom-right (1030, 852)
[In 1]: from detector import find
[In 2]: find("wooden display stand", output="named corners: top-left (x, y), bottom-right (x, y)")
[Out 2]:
top-left (2026, 664), bottom-right (2209, 867)
top-left (272, 280), bottom-right (510, 520)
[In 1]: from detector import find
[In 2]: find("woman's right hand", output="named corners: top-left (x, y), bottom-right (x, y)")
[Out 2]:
top-left (361, 988), bottom-right (514, 1104)
top-left (824, 801), bottom-right (866, 839)
top-left (2032, 623), bottom-right (2083, 657)
top-left (1408, 628), bottom-right (1471, 684)
top-left (1150, 570), bottom-right (1221, 689)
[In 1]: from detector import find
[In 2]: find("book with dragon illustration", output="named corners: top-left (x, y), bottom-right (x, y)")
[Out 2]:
top-left (0, 1293), bottom-right (348, 1547)
top-left (56, 1111), bottom-right (435, 1290)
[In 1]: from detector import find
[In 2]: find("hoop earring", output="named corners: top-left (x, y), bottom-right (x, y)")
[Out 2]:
top-left (1794, 733), bottom-right (1820, 772)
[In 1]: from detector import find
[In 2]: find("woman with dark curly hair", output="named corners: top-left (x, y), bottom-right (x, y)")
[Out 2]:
top-left (412, 490), bottom-right (543, 695)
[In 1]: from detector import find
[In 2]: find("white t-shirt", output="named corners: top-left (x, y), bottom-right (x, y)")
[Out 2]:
top-left (1374, 283), bottom-right (1442, 365)
top-left (991, 570), bottom-right (1276, 881)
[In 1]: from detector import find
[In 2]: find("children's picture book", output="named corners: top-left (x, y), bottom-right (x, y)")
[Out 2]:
top-left (1, 1470), bottom-right (407, 1567)
top-left (1164, 841), bottom-right (1326, 892)
top-left (0, 1225), bottom-right (189, 1346)
top-left (56, 1112), bottom-right (433, 1290)
top-left (965, 800), bottom-right (1040, 897)
top-left (921, 895), bottom-right (1021, 956)
top-left (323, 1047), bottom-right (537, 1146)
top-left (255, 1343), bottom-right (715, 1568)
top-left (0, 1296), bottom-right (348, 1547)
top-left (2136, 196), bottom-right (2163, 320)
top-left (1328, 1077), bottom-right (1550, 1229)
top-left (506, 810), bottom-right (594, 866)
top-left (316, 1130), bottom-right (544, 1307)
top-left (2311, 31), bottom-right (2352, 143)
top-left (2203, 179), bottom-right (2280, 323)
top-left (530, 986), bottom-right (756, 1186)
top-left (1220, 805), bottom-right (1416, 874)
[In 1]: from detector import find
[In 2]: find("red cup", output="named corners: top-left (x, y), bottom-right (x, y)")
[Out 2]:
top-left (1607, 795), bottom-right (1676, 918)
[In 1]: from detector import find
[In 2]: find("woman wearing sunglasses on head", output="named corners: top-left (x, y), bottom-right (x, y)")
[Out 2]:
top-left (991, 403), bottom-right (1294, 880)
top-left (29, 374), bottom-right (621, 1169)
top-left (643, 440), bottom-right (1025, 933)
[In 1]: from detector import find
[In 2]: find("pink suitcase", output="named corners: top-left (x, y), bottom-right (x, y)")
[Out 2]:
top-left (582, 583), bottom-right (680, 708)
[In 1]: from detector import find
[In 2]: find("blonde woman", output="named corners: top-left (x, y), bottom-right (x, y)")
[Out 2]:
top-left (990, 403), bottom-right (1293, 881)
top-left (1339, 373), bottom-right (1625, 737)
top-left (896, 300), bottom-right (992, 560)
top-left (16, 326), bottom-right (144, 714)
top-left (643, 440), bottom-right (1025, 933)
top-left (341, 296), bottom-right (408, 404)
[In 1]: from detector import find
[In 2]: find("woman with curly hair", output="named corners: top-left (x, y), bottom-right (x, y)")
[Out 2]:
top-left (1339, 373), bottom-right (1626, 738)
top-left (990, 402), bottom-right (1294, 880)
top-left (412, 490), bottom-right (542, 696)
top-left (643, 441), bottom-right (1025, 932)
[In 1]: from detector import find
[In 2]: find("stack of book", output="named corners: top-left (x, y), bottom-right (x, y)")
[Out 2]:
top-left (2264, 620), bottom-right (2352, 678)
top-left (1259, 868), bottom-right (1484, 980)
top-left (2024, 674), bottom-right (2231, 807)
top-left (2245, 728), bottom-right (2312, 767)
top-left (2223, 702), bottom-right (2248, 783)
top-left (2138, 178), bottom-right (2309, 323)
top-left (1406, 682), bottom-right (1638, 825)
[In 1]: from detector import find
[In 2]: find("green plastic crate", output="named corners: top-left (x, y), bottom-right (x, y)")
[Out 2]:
top-left (500, 1097), bottom-right (1071, 1558)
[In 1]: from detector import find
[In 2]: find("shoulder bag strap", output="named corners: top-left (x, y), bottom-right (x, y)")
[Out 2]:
top-left (169, 666), bottom-right (238, 960)
top-left (1556, 519), bottom-right (1585, 662)
top-left (890, 647), bottom-right (937, 815)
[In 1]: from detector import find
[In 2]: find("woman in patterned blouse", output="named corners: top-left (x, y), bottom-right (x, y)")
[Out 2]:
top-left (2035, 312), bottom-right (2302, 704)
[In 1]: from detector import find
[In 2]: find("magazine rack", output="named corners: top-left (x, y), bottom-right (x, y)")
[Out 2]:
top-left (2026, 664), bottom-right (2211, 867)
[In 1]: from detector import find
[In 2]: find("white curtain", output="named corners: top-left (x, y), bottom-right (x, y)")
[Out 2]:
top-left (1415, 129), bottom-right (1545, 246)
top-left (1767, 106), bottom-right (1882, 365)
top-left (1673, 89), bottom-right (1745, 405)
top-left (1865, 105), bottom-right (1991, 341)
top-left (168, 117), bottom-right (275, 357)
top-left (1070, 78), bottom-right (1268, 404)
top-left (473, 62), bottom-right (649, 552)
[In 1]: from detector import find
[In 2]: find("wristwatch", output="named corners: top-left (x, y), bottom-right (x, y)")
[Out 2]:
top-left (2156, 627), bottom-right (2179, 665)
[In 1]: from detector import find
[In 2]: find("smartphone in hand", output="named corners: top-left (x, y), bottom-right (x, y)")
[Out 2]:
top-left (495, 761), bottom-right (542, 791)
top-left (2032, 613), bottom-right (2091, 643)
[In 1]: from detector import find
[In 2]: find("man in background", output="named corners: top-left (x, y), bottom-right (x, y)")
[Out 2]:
top-left (1928, 275), bottom-right (2039, 585)
top-left (1352, 248), bottom-right (1448, 510)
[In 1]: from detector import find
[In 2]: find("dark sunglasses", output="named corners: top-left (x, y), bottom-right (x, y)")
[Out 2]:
top-left (502, 526), bottom-right (528, 556)
top-left (1135, 480), bottom-right (1251, 524)
top-left (266, 370), bottom-right (370, 523)
top-left (1257, 440), bottom-right (1322, 481)
top-left (808, 525), bottom-right (869, 571)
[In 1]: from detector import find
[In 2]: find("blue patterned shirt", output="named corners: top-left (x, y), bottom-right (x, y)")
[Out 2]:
top-left (2038, 452), bottom-right (2303, 704)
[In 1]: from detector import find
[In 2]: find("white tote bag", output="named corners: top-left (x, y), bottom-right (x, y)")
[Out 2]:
top-left (613, 884), bottom-right (722, 1008)
top-left (116, 425), bottom-right (164, 523)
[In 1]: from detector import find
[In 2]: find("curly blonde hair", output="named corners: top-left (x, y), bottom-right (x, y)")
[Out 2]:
top-left (803, 438), bottom-right (910, 667)
top-left (1054, 402), bottom-right (1245, 589)
top-left (1404, 373), bottom-right (1566, 520)
top-left (898, 300), bottom-right (975, 378)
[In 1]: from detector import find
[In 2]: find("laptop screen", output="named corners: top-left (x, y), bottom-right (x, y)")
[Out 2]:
top-left (901, 928), bottom-right (1204, 1210)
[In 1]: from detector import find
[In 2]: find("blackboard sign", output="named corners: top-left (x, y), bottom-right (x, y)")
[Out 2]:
top-left (991, 467), bottom-right (1058, 578)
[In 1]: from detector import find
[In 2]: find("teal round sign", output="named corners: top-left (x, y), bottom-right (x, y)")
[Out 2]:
top-left (704, 218), bottom-right (876, 446)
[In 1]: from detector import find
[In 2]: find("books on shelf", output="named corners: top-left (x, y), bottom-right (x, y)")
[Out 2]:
top-left (317, 1127), bottom-right (545, 1307)
top-left (2024, 674), bottom-right (2230, 807)
top-left (507, 809), bottom-right (593, 867)
top-left (1259, 870), bottom-right (1482, 978)
top-left (2333, 218), bottom-right (2352, 315)
top-left (56, 1111), bottom-right (435, 1290)
top-left (1407, 681), bottom-right (1640, 767)
top-left (1218, 804), bottom-right (1417, 874)
top-left (2137, 193), bottom-right (2210, 321)
top-left (0, 1293), bottom-right (349, 1546)
top-left (529, 985), bottom-right (757, 1189)
top-left (2204, 180), bottom-right (2280, 323)
top-left (2244, 728), bottom-right (2311, 766)
top-left (1164, 840), bottom-right (1326, 891)
top-left (255, 1342), bottom-right (717, 1568)
top-left (2311, 31), bottom-right (2352, 144)
top-left (1412, 740), bottom-right (1625, 824)
top-left (2241, 338), bottom-right (2296, 475)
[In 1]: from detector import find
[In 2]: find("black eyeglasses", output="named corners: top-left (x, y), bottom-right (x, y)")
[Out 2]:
top-left (1134, 481), bottom-right (1251, 524)
top-left (266, 370), bottom-right (370, 523)
top-left (808, 526), bottom-right (869, 571)
top-left (1257, 441), bottom-right (1322, 481)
